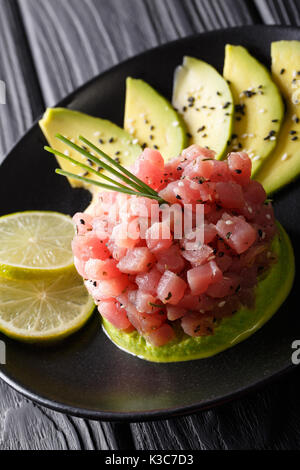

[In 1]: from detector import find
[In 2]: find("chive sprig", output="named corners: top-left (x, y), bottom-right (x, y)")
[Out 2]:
top-left (45, 134), bottom-right (167, 204)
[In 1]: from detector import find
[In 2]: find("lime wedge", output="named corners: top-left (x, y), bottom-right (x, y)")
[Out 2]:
top-left (0, 211), bottom-right (75, 280)
top-left (0, 269), bottom-right (95, 342)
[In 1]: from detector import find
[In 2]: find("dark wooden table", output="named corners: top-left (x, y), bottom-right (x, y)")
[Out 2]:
top-left (0, 0), bottom-right (300, 450)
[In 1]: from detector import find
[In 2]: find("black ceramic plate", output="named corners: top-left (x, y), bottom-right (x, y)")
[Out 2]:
top-left (0, 25), bottom-right (299, 422)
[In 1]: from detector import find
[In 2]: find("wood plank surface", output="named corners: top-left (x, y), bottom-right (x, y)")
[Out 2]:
top-left (0, 0), bottom-right (299, 451)
top-left (19, 0), bottom-right (259, 106)
top-left (0, 0), bottom-right (133, 451)
top-left (254, 0), bottom-right (300, 25)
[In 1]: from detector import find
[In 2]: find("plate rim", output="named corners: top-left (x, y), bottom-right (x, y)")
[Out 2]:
top-left (0, 23), bottom-right (299, 422)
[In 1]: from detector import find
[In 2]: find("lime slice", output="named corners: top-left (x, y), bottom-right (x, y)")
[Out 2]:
top-left (0, 211), bottom-right (75, 280)
top-left (0, 269), bottom-right (95, 342)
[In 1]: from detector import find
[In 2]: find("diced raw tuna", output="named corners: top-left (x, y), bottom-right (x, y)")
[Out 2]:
top-left (183, 158), bottom-right (231, 182)
top-left (216, 213), bottom-right (257, 254)
top-left (228, 152), bottom-right (252, 186)
top-left (133, 148), bottom-right (164, 190)
top-left (181, 144), bottom-right (215, 162)
top-left (72, 144), bottom-right (276, 347)
top-left (125, 301), bottom-right (165, 334)
top-left (157, 270), bottom-right (187, 305)
top-left (146, 323), bottom-right (175, 346)
top-left (206, 273), bottom-right (240, 298)
top-left (135, 267), bottom-right (161, 295)
top-left (177, 293), bottom-right (201, 310)
top-left (187, 261), bottom-right (223, 295)
top-left (243, 180), bottom-right (266, 205)
top-left (216, 181), bottom-right (244, 210)
top-left (215, 253), bottom-right (232, 272)
top-left (166, 305), bottom-right (187, 321)
top-left (156, 244), bottom-right (185, 273)
top-left (106, 240), bottom-right (127, 261)
top-left (117, 247), bottom-right (155, 274)
top-left (74, 256), bottom-right (87, 278)
top-left (93, 275), bottom-right (130, 299)
top-left (73, 213), bottom-right (93, 235)
top-left (134, 290), bottom-right (161, 314)
top-left (85, 258), bottom-right (121, 280)
top-left (145, 222), bottom-right (173, 253)
top-left (181, 244), bottom-right (214, 266)
top-left (98, 300), bottom-right (131, 330)
top-left (72, 233), bottom-right (110, 262)
top-left (111, 219), bottom-right (140, 249)
top-left (181, 312), bottom-right (215, 337)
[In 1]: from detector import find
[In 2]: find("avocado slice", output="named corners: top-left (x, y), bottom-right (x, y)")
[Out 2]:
top-left (124, 78), bottom-right (188, 160)
top-left (172, 56), bottom-right (234, 159)
top-left (39, 108), bottom-right (142, 188)
top-left (256, 41), bottom-right (300, 194)
top-left (102, 222), bottom-right (294, 362)
top-left (223, 45), bottom-right (284, 176)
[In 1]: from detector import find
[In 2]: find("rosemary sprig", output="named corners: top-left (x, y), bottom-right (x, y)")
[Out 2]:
top-left (55, 169), bottom-right (165, 201)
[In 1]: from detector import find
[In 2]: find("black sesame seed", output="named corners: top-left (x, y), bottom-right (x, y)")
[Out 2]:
top-left (243, 90), bottom-right (256, 98)
top-left (176, 194), bottom-right (182, 200)
top-left (197, 125), bottom-right (206, 133)
top-left (87, 158), bottom-right (94, 166)
top-left (99, 138), bottom-right (104, 144)
top-left (271, 119), bottom-right (278, 122)
top-left (186, 132), bottom-right (192, 138)
top-left (154, 145), bottom-right (159, 150)
top-left (235, 103), bottom-right (245, 115)
top-left (150, 125), bottom-right (155, 131)
top-left (223, 101), bottom-right (231, 109)
top-left (79, 219), bottom-right (85, 225)
top-left (187, 96), bottom-right (195, 103)
top-left (165, 292), bottom-right (172, 301)
top-left (177, 166), bottom-right (182, 171)
top-left (290, 130), bottom-right (297, 135)
top-left (226, 232), bottom-right (232, 239)
top-left (93, 281), bottom-right (97, 287)
top-left (149, 135), bottom-right (154, 140)
top-left (217, 91), bottom-right (222, 96)
top-left (292, 136), bottom-right (298, 141)
top-left (258, 229), bottom-right (263, 237)
top-left (202, 133), bottom-right (207, 138)
top-left (182, 106), bottom-right (187, 112)
top-left (235, 169), bottom-right (242, 174)
top-left (109, 137), bottom-right (114, 143)
top-left (280, 68), bottom-right (285, 75)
